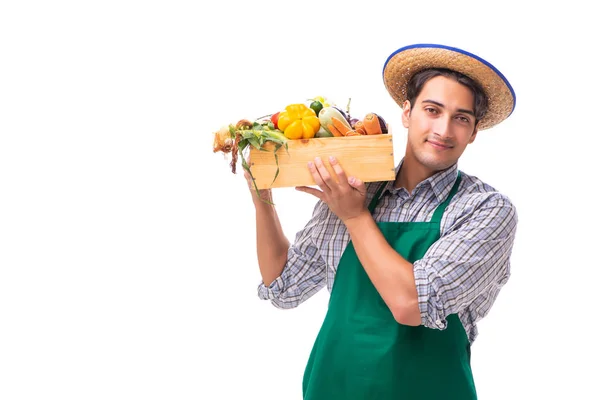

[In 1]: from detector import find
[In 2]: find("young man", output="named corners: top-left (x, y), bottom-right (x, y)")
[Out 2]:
top-left (246, 44), bottom-right (517, 399)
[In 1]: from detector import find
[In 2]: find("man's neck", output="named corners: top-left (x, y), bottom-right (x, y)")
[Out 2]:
top-left (394, 155), bottom-right (436, 193)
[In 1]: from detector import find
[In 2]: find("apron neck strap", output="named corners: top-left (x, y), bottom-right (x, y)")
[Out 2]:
top-left (430, 171), bottom-right (462, 224)
top-left (368, 181), bottom-right (389, 212)
top-left (367, 171), bottom-right (463, 219)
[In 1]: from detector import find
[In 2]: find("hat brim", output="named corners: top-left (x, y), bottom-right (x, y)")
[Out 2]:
top-left (382, 44), bottom-right (516, 130)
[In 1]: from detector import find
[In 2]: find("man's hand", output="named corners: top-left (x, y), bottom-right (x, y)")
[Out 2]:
top-left (244, 169), bottom-right (272, 204)
top-left (296, 156), bottom-right (368, 222)
top-left (242, 152), bottom-right (272, 205)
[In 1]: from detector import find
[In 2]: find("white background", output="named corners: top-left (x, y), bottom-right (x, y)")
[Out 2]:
top-left (1, 1), bottom-right (598, 399)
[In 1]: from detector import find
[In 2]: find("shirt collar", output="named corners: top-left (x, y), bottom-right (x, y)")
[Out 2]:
top-left (380, 158), bottom-right (459, 202)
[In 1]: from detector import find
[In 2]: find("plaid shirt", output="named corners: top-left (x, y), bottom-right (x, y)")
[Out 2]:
top-left (257, 160), bottom-right (518, 344)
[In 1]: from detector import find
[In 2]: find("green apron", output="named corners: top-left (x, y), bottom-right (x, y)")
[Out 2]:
top-left (302, 172), bottom-right (477, 399)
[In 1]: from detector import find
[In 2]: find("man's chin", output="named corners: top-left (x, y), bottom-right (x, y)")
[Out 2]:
top-left (417, 154), bottom-right (455, 172)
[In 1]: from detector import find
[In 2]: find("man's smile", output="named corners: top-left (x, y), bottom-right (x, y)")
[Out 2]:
top-left (426, 139), bottom-right (453, 150)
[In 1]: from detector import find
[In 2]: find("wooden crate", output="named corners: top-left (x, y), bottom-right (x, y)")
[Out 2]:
top-left (248, 134), bottom-right (396, 189)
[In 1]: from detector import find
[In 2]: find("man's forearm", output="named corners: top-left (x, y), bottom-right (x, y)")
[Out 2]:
top-left (344, 212), bottom-right (421, 325)
top-left (254, 198), bottom-right (290, 286)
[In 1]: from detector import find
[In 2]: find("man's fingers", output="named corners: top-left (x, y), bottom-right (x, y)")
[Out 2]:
top-left (309, 157), bottom-right (334, 191)
top-left (328, 156), bottom-right (349, 189)
top-left (315, 157), bottom-right (335, 187)
top-left (307, 161), bottom-right (325, 189)
top-left (348, 176), bottom-right (366, 194)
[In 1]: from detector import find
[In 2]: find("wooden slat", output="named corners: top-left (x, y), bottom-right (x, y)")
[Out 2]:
top-left (249, 134), bottom-right (396, 189)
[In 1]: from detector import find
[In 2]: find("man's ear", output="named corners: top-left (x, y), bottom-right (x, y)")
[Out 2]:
top-left (401, 100), bottom-right (411, 128)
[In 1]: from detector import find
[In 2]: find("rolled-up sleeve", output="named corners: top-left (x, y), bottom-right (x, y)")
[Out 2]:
top-left (413, 193), bottom-right (518, 330)
top-left (257, 202), bottom-right (328, 309)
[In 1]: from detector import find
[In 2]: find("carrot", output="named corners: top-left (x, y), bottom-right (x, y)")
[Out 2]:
top-left (327, 124), bottom-right (344, 137)
top-left (354, 121), bottom-right (367, 135)
top-left (331, 117), bottom-right (353, 136)
top-left (363, 113), bottom-right (382, 135)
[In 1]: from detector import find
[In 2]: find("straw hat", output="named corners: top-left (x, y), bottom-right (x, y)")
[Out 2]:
top-left (382, 44), bottom-right (516, 130)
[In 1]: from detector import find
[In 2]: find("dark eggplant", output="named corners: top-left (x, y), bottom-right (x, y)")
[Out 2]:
top-left (376, 114), bottom-right (388, 134)
top-left (333, 106), bottom-right (351, 125)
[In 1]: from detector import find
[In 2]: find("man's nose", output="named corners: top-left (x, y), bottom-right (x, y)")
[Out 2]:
top-left (433, 116), bottom-right (452, 138)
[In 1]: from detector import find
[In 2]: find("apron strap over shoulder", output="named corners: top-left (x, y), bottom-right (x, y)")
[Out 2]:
top-left (368, 181), bottom-right (389, 213)
top-left (430, 171), bottom-right (462, 224)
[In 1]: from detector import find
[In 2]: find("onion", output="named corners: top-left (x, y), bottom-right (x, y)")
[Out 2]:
top-left (213, 126), bottom-right (234, 153)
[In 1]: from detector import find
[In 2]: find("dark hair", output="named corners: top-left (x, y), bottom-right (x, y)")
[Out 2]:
top-left (406, 68), bottom-right (488, 125)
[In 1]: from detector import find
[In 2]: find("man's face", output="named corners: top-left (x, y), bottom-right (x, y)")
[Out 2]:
top-left (402, 75), bottom-right (478, 173)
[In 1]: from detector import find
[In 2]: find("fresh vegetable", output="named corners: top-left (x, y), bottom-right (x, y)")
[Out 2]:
top-left (212, 97), bottom-right (391, 200)
top-left (212, 119), bottom-right (287, 174)
top-left (277, 103), bottom-right (321, 139)
top-left (315, 126), bottom-right (333, 138)
top-left (345, 97), bottom-right (358, 128)
top-left (310, 96), bottom-right (331, 108)
top-left (363, 113), bottom-right (383, 135)
top-left (376, 114), bottom-right (389, 133)
top-left (309, 100), bottom-right (324, 116)
top-left (270, 111), bottom-right (280, 129)
top-left (333, 106), bottom-right (350, 125)
top-left (213, 126), bottom-right (234, 153)
top-left (354, 120), bottom-right (367, 135)
top-left (236, 119), bottom-right (253, 130)
top-left (328, 117), bottom-right (353, 137)
top-left (318, 106), bottom-right (352, 136)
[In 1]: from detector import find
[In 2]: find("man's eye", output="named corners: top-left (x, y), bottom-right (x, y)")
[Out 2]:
top-left (425, 107), bottom-right (437, 114)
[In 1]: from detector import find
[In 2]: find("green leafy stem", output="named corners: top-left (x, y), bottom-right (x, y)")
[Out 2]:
top-left (230, 121), bottom-right (289, 204)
